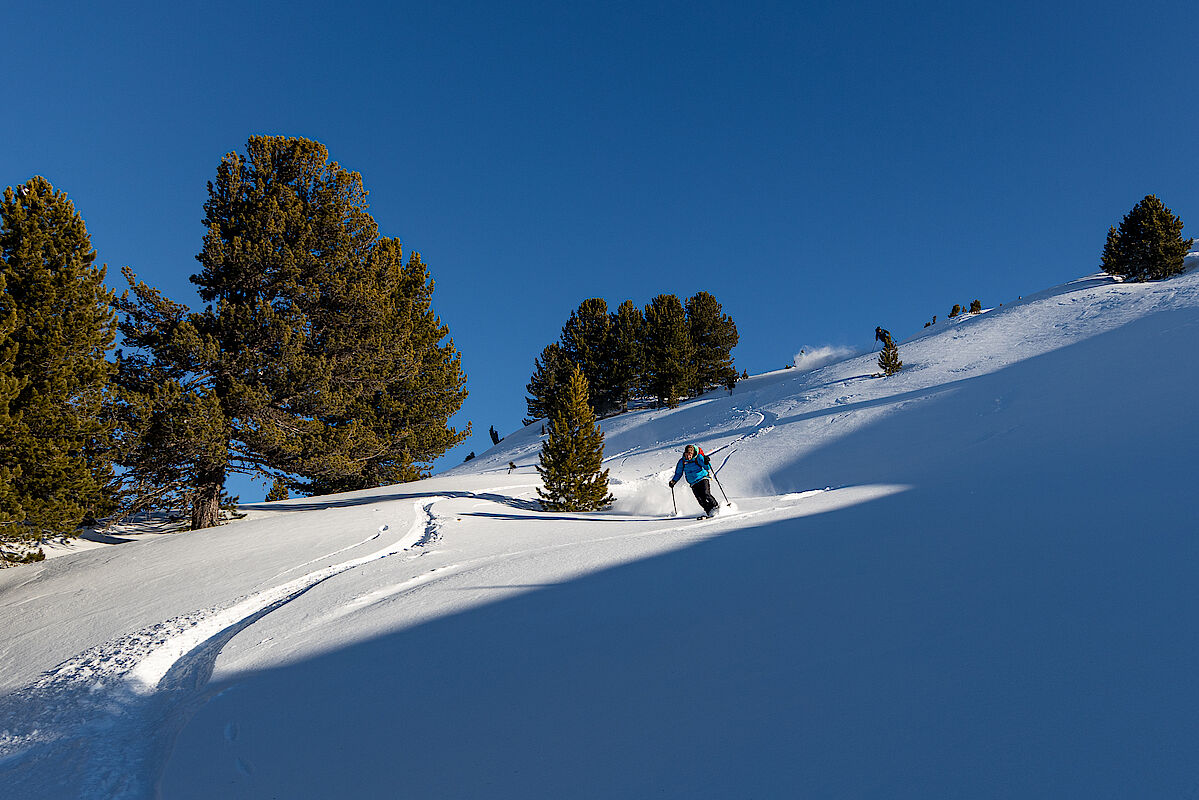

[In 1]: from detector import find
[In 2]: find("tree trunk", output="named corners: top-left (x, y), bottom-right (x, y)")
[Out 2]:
top-left (190, 468), bottom-right (225, 530)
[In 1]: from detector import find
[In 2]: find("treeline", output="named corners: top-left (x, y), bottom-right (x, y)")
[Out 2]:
top-left (0, 136), bottom-right (468, 564)
top-left (526, 292), bottom-right (738, 421)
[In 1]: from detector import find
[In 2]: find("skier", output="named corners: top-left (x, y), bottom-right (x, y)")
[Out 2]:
top-left (669, 444), bottom-right (720, 518)
top-left (875, 326), bottom-right (892, 345)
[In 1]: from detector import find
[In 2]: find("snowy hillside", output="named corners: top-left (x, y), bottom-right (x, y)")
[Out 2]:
top-left (3, 267), bottom-right (1199, 798)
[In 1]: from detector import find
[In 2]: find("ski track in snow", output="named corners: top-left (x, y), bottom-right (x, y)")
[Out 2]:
top-left (0, 499), bottom-right (445, 800)
top-left (260, 528), bottom-right (384, 584)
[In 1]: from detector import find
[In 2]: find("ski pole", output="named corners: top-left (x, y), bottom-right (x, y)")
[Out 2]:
top-left (670, 483), bottom-right (678, 516)
top-left (711, 471), bottom-right (731, 506)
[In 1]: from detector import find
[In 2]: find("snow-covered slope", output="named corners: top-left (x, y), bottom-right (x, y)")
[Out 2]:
top-left (3, 268), bottom-right (1199, 798)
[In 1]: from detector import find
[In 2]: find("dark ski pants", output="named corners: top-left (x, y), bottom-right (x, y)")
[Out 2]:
top-left (690, 479), bottom-right (719, 514)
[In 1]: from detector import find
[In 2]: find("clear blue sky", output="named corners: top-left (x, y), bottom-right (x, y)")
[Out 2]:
top-left (6, 1), bottom-right (1198, 499)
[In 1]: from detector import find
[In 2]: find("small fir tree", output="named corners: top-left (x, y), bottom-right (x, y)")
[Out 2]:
top-left (1101, 195), bottom-right (1193, 281)
top-left (537, 366), bottom-right (614, 512)
top-left (970, 299), bottom-right (982, 313)
top-left (878, 334), bottom-right (903, 376)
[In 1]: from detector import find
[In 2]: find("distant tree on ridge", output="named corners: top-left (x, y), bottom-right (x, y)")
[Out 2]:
top-left (1101, 194), bottom-right (1193, 281)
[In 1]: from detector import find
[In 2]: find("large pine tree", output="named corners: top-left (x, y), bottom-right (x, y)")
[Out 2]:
top-left (117, 136), bottom-right (467, 527)
top-left (0, 178), bottom-right (117, 560)
top-left (642, 294), bottom-right (694, 408)
top-left (536, 366), bottom-right (614, 512)
top-left (1101, 195), bottom-right (1193, 281)
top-left (685, 291), bottom-right (739, 396)
top-left (0, 267), bottom-right (23, 535)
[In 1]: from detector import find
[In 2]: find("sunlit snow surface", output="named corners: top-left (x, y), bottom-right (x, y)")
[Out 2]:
top-left (3, 267), bottom-right (1199, 798)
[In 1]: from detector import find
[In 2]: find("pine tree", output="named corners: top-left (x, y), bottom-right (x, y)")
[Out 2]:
top-left (878, 334), bottom-right (903, 376)
top-left (265, 478), bottom-right (290, 502)
top-left (0, 263), bottom-right (22, 524)
top-left (525, 342), bottom-right (573, 423)
top-left (536, 366), bottom-right (614, 512)
top-left (608, 300), bottom-right (645, 412)
top-left (560, 298), bottom-right (617, 415)
top-left (0, 178), bottom-right (117, 560)
top-left (1100, 225), bottom-right (1121, 276)
top-left (293, 245), bottom-right (469, 495)
top-left (0, 222), bottom-right (25, 558)
top-left (1101, 195), bottom-right (1193, 281)
top-left (117, 136), bottom-right (467, 526)
top-left (685, 291), bottom-right (739, 396)
top-left (643, 294), bottom-right (694, 408)
top-left (113, 269), bottom-right (227, 522)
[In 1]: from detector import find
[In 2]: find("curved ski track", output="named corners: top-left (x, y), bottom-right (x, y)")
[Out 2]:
top-left (0, 499), bottom-right (443, 799)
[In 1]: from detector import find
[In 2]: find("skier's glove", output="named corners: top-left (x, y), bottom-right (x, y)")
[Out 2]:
top-left (668, 479), bottom-right (676, 488)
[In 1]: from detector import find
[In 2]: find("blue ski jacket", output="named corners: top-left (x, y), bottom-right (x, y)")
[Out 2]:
top-left (672, 451), bottom-right (712, 486)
